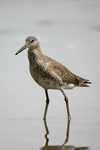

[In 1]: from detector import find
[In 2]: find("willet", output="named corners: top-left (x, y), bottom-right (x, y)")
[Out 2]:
top-left (15, 36), bottom-right (91, 119)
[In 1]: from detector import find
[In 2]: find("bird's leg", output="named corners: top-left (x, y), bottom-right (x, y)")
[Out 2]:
top-left (62, 118), bottom-right (71, 147)
top-left (43, 119), bottom-right (49, 146)
top-left (61, 90), bottom-right (71, 120)
top-left (43, 89), bottom-right (50, 120)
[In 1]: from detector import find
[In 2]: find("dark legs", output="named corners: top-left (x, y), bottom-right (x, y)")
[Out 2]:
top-left (43, 119), bottom-right (49, 146)
top-left (43, 89), bottom-right (71, 119)
top-left (61, 90), bottom-right (71, 120)
top-left (43, 89), bottom-right (50, 120)
top-left (43, 115), bottom-right (71, 147)
top-left (62, 118), bottom-right (71, 146)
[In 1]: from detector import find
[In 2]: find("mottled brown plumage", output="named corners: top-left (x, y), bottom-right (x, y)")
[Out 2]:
top-left (15, 36), bottom-right (91, 119)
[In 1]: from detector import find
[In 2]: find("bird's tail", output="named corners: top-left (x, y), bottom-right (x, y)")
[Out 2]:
top-left (81, 79), bottom-right (92, 87)
top-left (76, 75), bottom-right (92, 87)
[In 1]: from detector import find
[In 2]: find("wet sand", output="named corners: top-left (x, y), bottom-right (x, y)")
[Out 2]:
top-left (0, 0), bottom-right (100, 150)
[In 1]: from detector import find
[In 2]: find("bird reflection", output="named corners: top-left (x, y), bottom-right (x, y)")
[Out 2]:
top-left (40, 119), bottom-right (89, 150)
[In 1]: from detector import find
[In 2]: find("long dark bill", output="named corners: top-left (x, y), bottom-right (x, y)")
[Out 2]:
top-left (15, 44), bottom-right (28, 55)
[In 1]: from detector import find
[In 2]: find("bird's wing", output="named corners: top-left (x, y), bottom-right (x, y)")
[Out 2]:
top-left (43, 56), bottom-right (79, 85)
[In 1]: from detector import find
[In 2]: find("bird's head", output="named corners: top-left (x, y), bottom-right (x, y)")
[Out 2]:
top-left (15, 36), bottom-right (39, 55)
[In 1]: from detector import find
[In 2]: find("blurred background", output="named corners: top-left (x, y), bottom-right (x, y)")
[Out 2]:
top-left (0, 0), bottom-right (100, 150)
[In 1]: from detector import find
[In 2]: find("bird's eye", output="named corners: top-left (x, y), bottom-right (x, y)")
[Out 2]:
top-left (30, 39), bottom-right (34, 43)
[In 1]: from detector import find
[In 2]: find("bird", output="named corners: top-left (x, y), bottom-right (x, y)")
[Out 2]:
top-left (15, 36), bottom-right (91, 120)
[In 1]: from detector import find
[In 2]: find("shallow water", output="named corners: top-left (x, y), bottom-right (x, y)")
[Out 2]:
top-left (0, 0), bottom-right (100, 150)
top-left (0, 118), bottom-right (100, 150)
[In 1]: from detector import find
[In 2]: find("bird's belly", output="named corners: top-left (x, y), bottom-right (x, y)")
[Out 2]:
top-left (61, 83), bottom-right (76, 90)
top-left (35, 79), bottom-right (60, 89)
top-left (29, 65), bottom-right (61, 89)
top-left (29, 65), bottom-right (77, 90)
top-left (31, 74), bottom-right (60, 89)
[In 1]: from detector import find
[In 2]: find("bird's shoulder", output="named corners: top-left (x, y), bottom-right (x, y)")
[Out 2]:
top-left (40, 55), bottom-right (79, 85)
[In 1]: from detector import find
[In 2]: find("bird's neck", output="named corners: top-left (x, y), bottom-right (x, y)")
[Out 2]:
top-left (28, 47), bottom-right (43, 65)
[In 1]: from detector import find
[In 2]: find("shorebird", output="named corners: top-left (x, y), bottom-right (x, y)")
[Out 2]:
top-left (15, 36), bottom-right (91, 119)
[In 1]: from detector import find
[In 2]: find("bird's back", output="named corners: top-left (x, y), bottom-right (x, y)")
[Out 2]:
top-left (28, 51), bottom-right (91, 90)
